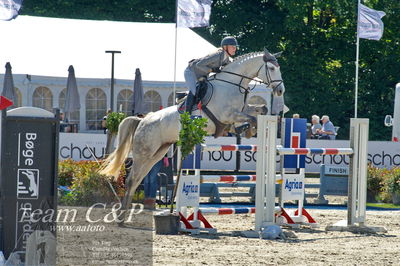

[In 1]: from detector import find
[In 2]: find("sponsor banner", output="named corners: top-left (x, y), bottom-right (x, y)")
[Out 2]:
top-left (176, 175), bottom-right (200, 207)
top-left (197, 137), bottom-right (400, 172)
top-left (283, 118), bottom-right (307, 169)
top-left (59, 134), bottom-right (400, 171)
top-left (282, 172), bottom-right (305, 201)
top-left (59, 133), bottom-right (106, 161)
top-left (1, 115), bottom-right (58, 260)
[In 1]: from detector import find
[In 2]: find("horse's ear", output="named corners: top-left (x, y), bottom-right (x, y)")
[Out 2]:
top-left (273, 51), bottom-right (283, 58)
top-left (263, 48), bottom-right (273, 62)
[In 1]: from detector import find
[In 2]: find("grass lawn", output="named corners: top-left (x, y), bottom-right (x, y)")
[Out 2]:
top-left (367, 202), bottom-right (400, 209)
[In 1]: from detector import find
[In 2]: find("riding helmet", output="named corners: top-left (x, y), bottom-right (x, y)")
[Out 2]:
top-left (221, 36), bottom-right (238, 47)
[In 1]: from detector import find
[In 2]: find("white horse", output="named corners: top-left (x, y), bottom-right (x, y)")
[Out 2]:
top-left (100, 49), bottom-right (285, 223)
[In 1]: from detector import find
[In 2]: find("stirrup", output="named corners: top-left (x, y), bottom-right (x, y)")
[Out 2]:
top-left (235, 123), bottom-right (250, 135)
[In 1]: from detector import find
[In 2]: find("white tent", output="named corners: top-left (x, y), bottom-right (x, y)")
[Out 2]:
top-left (0, 15), bottom-right (217, 81)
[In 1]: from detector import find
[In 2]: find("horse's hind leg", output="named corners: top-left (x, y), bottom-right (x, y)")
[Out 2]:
top-left (118, 143), bottom-right (172, 225)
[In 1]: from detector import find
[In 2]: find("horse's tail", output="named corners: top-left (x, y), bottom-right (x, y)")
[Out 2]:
top-left (99, 116), bottom-right (142, 180)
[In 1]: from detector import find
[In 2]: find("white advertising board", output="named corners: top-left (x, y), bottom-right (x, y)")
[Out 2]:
top-left (175, 175), bottom-right (200, 207)
top-left (59, 134), bottom-right (400, 172)
top-left (59, 133), bottom-right (107, 161)
top-left (282, 172), bottom-right (305, 201)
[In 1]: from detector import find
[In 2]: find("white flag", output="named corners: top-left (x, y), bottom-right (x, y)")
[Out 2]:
top-left (177, 0), bottom-right (212, 28)
top-left (357, 3), bottom-right (385, 40)
top-left (0, 0), bottom-right (23, 21)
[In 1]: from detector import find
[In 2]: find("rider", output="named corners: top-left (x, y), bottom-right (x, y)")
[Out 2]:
top-left (183, 36), bottom-right (238, 114)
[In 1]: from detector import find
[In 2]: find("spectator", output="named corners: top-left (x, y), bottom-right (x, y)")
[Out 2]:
top-left (292, 113), bottom-right (300, 119)
top-left (59, 112), bottom-right (70, 133)
top-left (143, 155), bottom-right (169, 210)
top-left (102, 109), bottom-right (111, 134)
top-left (310, 115), bottom-right (322, 139)
top-left (317, 115), bottom-right (336, 140)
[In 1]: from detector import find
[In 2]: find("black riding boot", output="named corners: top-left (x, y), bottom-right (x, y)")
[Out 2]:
top-left (185, 92), bottom-right (195, 115)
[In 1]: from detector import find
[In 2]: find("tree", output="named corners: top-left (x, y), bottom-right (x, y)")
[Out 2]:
top-left (21, 0), bottom-right (175, 22)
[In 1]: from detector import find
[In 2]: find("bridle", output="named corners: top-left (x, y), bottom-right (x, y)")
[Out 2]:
top-left (263, 61), bottom-right (284, 93)
top-left (209, 59), bottom-right (283, 95)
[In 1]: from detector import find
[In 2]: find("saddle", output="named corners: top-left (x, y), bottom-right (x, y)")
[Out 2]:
top-left (178, 80), bottom-right (211, 110)
top-left (178, 80), bottom-right (230, 138)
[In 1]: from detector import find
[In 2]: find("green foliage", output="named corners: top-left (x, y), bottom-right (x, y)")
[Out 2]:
top-left (367, 202), bottom-right (400, 209)
top-left (367, 165), bottom-right (400, 203)
top-left (20, 0), bottom-right (175, 22)
top-left (382, 167), bottom-right (400, 194)
top-left (177, 113), bottom-right (208, 159)
top-left (58, 160), bottom-right (125, 206)
top-left (58, 159), bottom-right (75, 187)
top-left (367, 164), bottom-right (385, 196)
top-left (170, 113), bottom-right (208, 213)
top-left (106, 112), bottom-right (126, 135)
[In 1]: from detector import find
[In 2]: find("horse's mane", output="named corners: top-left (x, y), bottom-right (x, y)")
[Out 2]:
top-left (232, 51), bottom-right (264, 64)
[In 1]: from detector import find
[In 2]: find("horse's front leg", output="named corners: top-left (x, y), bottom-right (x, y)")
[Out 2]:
top-left (231, 112), bottom-right (258, 138)
top-left (231, 111), bottom-right (257, 125)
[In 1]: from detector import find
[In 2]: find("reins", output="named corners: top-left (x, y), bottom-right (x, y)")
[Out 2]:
top-left (205, 55), bottom-right (283, 112)
top-left (210, 61), bottom-right (283, 95)
top-left (209, 67), bottom-right (263, 95)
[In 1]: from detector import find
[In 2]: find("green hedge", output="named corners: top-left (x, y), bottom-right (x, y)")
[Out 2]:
top-left (58, 159), bottom-right (126, 206)
top-left (367, 165), bottom-right (400, 204)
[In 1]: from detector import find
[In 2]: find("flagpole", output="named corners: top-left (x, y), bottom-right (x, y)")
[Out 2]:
top-left (173, 26), bottom-right (178, 106)
top-left (173, 1), bottom-right (179, 106)
top-left (354, 36), bottom-right (360, 119)
top-left (354, 0), bottom-right (361, 118)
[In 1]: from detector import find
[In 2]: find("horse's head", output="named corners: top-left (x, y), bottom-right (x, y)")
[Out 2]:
top-left (259, 48), bottom-right (285, 96)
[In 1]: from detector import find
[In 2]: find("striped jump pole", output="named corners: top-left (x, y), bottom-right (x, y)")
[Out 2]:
top-left (277, 147), bottom-right (354, 155)
top-left (201, 144), bottom-right (257, 152)
top-left (200, 207), bottom-right (256, 215)
top-left (201, 175), bottom-right (257, 183)
top-left (199, 206), bottom-right (283, 215)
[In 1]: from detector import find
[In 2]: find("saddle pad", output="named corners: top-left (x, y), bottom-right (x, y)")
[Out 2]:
top-left (178, 81), bottom-right (214, 114)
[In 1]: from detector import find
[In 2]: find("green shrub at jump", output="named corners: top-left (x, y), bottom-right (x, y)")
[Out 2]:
top-left (177, 112), bottom-right (208, 158)
top-left (170, 112), bottom-right (208, 213)
top-left (106, 111), bottom-right (126, 135)
top-left (58, 160), bottom-right (125, 206)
